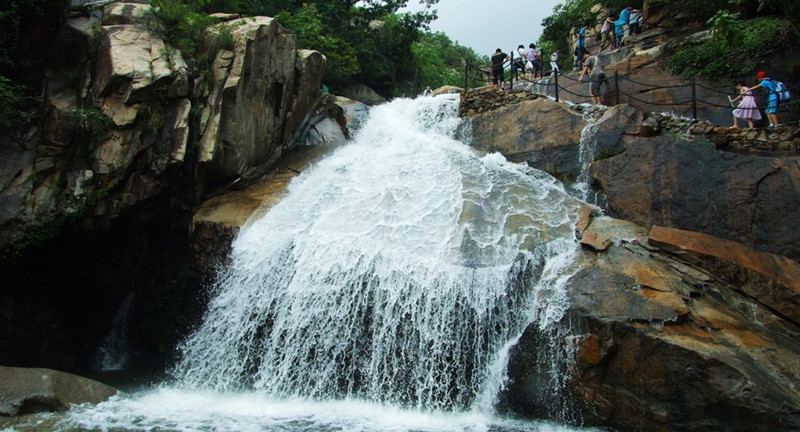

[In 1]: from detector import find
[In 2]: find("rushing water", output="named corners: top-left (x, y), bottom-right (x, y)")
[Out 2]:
top-left (4, 94), bottom-right (604, 432)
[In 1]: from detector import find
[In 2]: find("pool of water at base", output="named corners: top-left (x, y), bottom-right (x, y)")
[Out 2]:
top-left (0, 388), bottom-right (608, 432)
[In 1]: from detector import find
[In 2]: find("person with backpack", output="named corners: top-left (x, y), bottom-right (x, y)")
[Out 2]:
top-left (750, 71), bottom-right (780, 127)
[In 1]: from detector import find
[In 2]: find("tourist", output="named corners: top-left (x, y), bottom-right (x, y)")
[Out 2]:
top-left (526, 43), bottom-right (541, 79)
top-left (619, 6), bottom-right (632, 37)
top-left (513, 44), bottom-right (527, 80)
top-left (578, 51), bottom-right (606, 105)
top-left (614, 15), bottom-right (625, 47)
top-left (550, 50), bottom-right (559, 75)
top-left (601, 16), bottom-right (617, 51)
top-left (491, 48), bottom-right (509, 90)
top-left (729, 80), bottom-right (761, 129)
top-left (574, 24), bottom-right (589, 69)
top-left (629, 8), bottom-right (642, 35)
top-left (749, 71), bottom-right (779, 127)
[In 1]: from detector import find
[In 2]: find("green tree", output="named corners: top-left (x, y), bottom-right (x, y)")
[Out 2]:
top-left (277, 5), bottom-right (361, 85)
top-left (0, 0), bottom-right (69, 131)
top-left (668, 15), bottom-right (791, 80)
top-left (412, 32), bottom-right (484, 91)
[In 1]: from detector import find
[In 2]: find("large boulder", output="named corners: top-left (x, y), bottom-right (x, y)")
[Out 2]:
top-left (190, 95), bottom-right (351, 273)
top-left (0, 366), bottom-right (117, 416)
top-left (501, 215), bottom-right (800, 432)
top-left (197, 17), bottom-right (325, 184)
top-left (469, 97), bottom-right (584, 182)
top-left (589, 136), bottom-right (800, 261)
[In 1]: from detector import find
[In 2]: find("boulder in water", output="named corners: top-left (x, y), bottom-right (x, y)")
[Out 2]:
top-left (0, 365), bottom-right (117, 416)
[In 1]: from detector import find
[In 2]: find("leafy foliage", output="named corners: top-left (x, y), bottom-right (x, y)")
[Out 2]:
top-left (0, 0), bottom-right (69, 131)
top-left (668, 16), bottom-right (791, 80)
top-left (150, 0), bottom-right (217, 71)
top-left (277, 5), bottom-right (361, 85)
top-left (0, 76), bottom-right (28, 130)
top-left (412, 32), bottom-right (485, 91)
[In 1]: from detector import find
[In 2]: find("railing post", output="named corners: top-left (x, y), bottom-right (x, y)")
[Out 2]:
top-left (509, 51), bottom-right (514, 90)
top-left (554, 69), bottom-right (559, 102)
top-left (614, 70), bottom-right (620, 105)
top-left (691, 77), bottom-right (697, 120)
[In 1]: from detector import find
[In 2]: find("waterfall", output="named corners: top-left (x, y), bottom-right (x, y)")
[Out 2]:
top-left (570, 112), bottom-right (599, 202)
top-left (96, 292), bottom-right (135, 371)
top-left (44, 94), bottom-right (602, 432)
top-left (176, 94), bottom-right (584, 411)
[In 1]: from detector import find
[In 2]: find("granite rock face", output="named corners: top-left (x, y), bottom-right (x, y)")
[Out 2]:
top-left (466, 92), bottom-right (800, 432)
top-left (590, 136), bottom-right (800, 261)
top-left (501, 215), bottom-right (800, 432)
top-left (0, 2), bottom-right (325, 252)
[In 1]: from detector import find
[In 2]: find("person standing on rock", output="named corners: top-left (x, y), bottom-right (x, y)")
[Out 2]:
top-left (526, 43), bottom-right (541, 79)
top-left (629, 8), bottom-right (642, 35)
top-left (550, 50), bottom-right (560, 75)
top-left (619, 6), bottom-right (632, 37)
top-left (574, 24), bottom-right (589, 69)
top-left (749, 71), bottom-right (780, 127)
top-left (513, 44), bottom-right (527, 80)
top-left (578, 51), bottom-right (606, 105)
top-left (601, 16), bottom-right (617, 51)
top-left (491, 48), bottom-right (509, 90)
top-left (730, 80), bottom-right (762, 129)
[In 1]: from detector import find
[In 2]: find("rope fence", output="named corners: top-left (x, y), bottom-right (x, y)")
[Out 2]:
top-left (464, 55), bottom-right (797, 123)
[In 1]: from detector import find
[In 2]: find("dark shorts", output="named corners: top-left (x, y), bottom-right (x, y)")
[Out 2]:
top-left (492, 67), bottom-right (504, 84)
top-left (591, 73), bottom-right (606, 95)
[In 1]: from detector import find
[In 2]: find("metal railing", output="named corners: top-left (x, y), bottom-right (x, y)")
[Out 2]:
top-left (464, 56), bottom-right (796, 122)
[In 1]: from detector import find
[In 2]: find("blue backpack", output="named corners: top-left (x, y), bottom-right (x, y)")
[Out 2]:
top-left (770, 79), bottom-right (791, 102)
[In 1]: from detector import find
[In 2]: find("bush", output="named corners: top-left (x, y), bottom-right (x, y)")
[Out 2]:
top-left (668, 16), bottom-right (791, 81)
top-left (150, 0), bottom-right (217, 71)
top-left (277, 5), bottom-right (360, 87)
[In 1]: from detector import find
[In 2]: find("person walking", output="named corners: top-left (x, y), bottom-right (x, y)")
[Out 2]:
top-left (491, 48), bottom-right (509, 90)
top-left (619, 6), bottom-right (632, 37)
top-left (729, 80), bottom-right (762, 128)
top-left (601, 16), bottom-right (616, 50)
top-left (550, 50), bottom-right (560, 75)
top-left (629, 8), bottom-right (642, 35)
top-left (526, 43), bottom-right (541, 79)
top-left (574, 24), bottom-right (589, 69)
top-left (749, 71), bottom-right (779, 127)
top-left (513, 44), bottom-right (527, 80)
top-left (578, 51), bottom-right (606, 105)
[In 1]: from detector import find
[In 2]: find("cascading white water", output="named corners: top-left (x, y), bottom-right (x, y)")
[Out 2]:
top-left (26, 94), bottom-right (604, 432)
top-left (96, 292), bottom-right (135, 371)
top-left (176, 94), bottom-right (583, 409)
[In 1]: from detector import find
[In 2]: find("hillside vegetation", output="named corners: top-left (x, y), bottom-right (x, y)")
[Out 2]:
top-left (538, 0), bottom-right (797, 82)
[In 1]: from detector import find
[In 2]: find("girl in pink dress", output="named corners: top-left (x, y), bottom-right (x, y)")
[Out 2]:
top-left (730, 80), bottom-right (762, 128)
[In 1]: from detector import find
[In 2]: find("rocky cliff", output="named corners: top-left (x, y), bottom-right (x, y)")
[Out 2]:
top-left (466, 93), bottom-right (800, 431)
top-left (0, 1), bottom-right (341, 372)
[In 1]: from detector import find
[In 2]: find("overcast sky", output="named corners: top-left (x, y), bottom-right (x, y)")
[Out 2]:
top-left (403, 0), bottom-right (565, 57)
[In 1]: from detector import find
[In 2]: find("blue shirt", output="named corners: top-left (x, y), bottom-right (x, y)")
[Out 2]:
top-left (761, 79), bottom-right (778, 100)
top-left (620, 8), bottom-right (630, 24)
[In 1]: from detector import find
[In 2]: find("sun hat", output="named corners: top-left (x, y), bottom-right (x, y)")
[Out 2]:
top-left (756, 71), bottom-right (767, 79)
